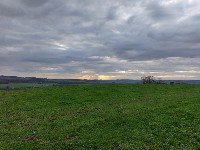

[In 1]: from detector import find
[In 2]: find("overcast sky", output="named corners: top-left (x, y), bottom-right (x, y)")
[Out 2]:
top-left (1, 0), bottom-right (200, 80)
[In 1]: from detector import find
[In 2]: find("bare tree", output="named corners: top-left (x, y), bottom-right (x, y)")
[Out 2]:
top-left (141, 76), bottom-right (156, 84)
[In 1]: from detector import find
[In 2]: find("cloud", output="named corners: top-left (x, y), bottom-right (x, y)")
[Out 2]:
top-left (20, 0), bottom-right (49, 7)
top-left (0, 0), bottom-right (200, 79)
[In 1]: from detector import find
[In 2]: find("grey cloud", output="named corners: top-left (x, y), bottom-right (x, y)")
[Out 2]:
top-left (146, 1), bottom-right (184, 21)
top-left (189, 13), bottom-right (200, 21)
top-left (147, 2), bottom-right (173, 20)
top-left (20, 0), bottom-right (49, 7)
top-left (148, 22), bottom-right (200, 43)
top-left (0, 3), bottom-right (24, 17)
top-left (1, 0), bottom-right (200, 79)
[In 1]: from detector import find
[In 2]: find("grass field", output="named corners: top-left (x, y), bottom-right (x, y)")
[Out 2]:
top-left (0, 84), bottom-right (200, 149)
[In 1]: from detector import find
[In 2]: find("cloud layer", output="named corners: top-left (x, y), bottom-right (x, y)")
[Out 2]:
top-left (1, 0), bottom-right (200, 79)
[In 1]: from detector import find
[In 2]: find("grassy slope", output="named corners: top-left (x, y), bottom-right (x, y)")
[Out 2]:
top-left (0, 84), bottom-right (200, 149)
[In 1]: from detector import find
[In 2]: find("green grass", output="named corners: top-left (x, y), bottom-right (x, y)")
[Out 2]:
top-left (0, 84), bottom-right (200, 149)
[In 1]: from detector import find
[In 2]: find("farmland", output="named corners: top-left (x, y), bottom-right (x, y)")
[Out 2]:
top-left (1, 84), bottom-right (200, 149)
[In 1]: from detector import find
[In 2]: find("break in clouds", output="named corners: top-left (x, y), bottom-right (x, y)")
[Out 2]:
top-left (1, 0), bottom-right (200, 79)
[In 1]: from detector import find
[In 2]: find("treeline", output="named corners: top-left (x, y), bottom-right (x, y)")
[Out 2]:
top-left (0, 76), bottom-right (48, 84)
top-left (0, 76), bottom-right (89, 85)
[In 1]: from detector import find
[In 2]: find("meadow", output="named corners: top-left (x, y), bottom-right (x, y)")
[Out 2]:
top-left (0, 84), bottom-right (200, 149)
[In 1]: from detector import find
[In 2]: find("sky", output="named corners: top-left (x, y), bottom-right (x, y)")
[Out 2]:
top-left (1, 0), bottom-right (200, 80)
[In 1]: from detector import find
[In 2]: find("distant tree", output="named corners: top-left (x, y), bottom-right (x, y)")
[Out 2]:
top-left (141, 76), bottom-right (156, 84)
